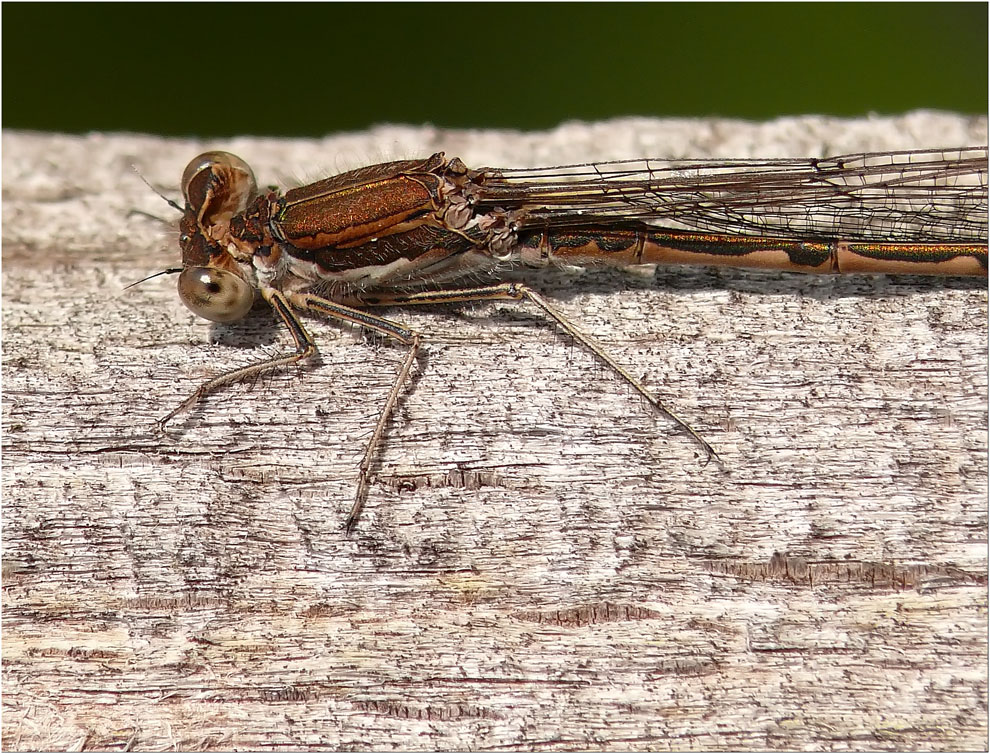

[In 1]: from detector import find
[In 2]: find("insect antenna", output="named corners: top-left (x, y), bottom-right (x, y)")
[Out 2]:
top-left (131, 164), bottom-right (184, 213)
top-left (124, 268), bottom-right (182, 290)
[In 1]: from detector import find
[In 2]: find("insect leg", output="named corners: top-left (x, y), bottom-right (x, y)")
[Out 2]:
top-left (359, 283), bottom-right (720, 464)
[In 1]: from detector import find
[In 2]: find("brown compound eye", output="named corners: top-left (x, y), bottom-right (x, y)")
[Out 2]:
top-left (181, 151), bottom-right (258, 225)
top-left (177, 267), bottom-right (254, 323)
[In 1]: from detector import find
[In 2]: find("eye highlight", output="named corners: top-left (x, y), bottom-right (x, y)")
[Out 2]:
top-left (177, 267), bottom-right (254, 323)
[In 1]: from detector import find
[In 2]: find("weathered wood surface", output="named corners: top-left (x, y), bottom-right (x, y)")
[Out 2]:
top-left (3, 116), bottom-right (987, 751)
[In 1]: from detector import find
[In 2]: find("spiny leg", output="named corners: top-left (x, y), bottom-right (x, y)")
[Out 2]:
top-left (162, 288), bottom-right (423, 534)
top-left (345, 332), bottom-right (421, 535)
top-left (252, 295), bottom-right (428, 533)
top-left (358, 282), bottom-right (720, 464)
top-left (158, 288), bottom-right (317, 431)
top-left (288, 292), bottom-right (422, 534)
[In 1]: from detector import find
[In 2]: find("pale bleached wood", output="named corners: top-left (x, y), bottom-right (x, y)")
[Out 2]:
top-left (2, 117), bottom-right (987, 751)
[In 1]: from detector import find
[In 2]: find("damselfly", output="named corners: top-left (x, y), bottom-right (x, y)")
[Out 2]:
top-left (147, 147), bottom-right (988, 533)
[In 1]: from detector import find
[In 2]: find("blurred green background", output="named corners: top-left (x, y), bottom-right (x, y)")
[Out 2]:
top-left (3, 3), bottom-right (986, 137)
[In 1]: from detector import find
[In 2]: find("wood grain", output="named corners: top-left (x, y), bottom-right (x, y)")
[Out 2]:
top-left (3, 117), bottom-right (987, 751)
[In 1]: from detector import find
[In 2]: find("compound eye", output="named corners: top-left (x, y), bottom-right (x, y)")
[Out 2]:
top-left (181, 152), bottom-right (258, 222)
top-left (177, 267), bottom-right (254, 323)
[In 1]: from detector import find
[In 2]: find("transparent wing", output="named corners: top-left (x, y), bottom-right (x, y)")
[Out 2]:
top-left (473, 147), bottom-right (988, 243)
